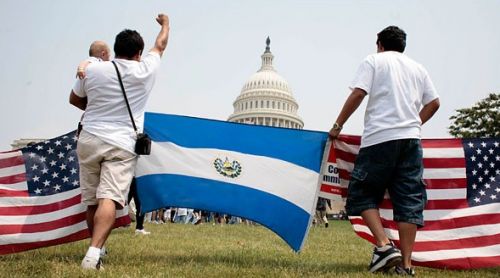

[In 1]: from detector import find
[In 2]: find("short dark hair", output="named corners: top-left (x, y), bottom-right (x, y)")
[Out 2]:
top-left (113, 29), bottom-right (144, 58)
top-left (377, 26), bottom-right (406, 52)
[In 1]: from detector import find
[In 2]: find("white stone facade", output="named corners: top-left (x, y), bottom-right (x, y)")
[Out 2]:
top-left (228, 37), bottom-right (304, 129)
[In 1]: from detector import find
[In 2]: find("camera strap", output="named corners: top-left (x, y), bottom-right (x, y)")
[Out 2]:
top-left (112, 61), bottom-right (138, 135)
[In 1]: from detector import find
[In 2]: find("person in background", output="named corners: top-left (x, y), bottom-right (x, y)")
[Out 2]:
top-left (69, 13), bottom-right (170, 270)
top-left (174, 207), bottom-right (188, 223)
top-left (191, 210), bottom-right (202, 225)
top-left (75, 41), bottom-right (111, 138)
top-left (128, 178), bottom-right (150, 235)
top-left (315, 197), bottom-right (332, 228)
top-left (329, 26), bottom-right (440, 275)
top-left (151, 208), bottom-right (166, 224)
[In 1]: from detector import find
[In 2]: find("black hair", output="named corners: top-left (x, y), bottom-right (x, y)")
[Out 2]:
top-left (377, 26), bottom-right (406, 52)
top-left (113, 29), bottom-right (144, 58)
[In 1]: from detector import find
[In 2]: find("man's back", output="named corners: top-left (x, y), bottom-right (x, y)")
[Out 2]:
top-left (71, 14), bottom-right (170, 271)
top-left (328, 26), bottom-right (440, 274)
top-left (74, 52), bottom-right (161, 153)
top-left (352, 51), bottom-right (438, 147)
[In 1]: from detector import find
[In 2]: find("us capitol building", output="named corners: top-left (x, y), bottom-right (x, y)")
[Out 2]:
top-left (227, 37), bottom-right (303, 129)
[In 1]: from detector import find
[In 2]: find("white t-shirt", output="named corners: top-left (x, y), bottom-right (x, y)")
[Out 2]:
top-left (351, 51), bottom-right (439, 148)
top-left (73, 52), bottom-right (161, 153)
top-left (86, 57), bottom-right (102, 63)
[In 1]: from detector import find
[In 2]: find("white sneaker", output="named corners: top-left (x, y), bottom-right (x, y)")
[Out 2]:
top-left (135, 229), bottom-right (151, 235)
top-left (81, 256), bottom-right (103, 270)
top-left (100, 246), bottom-right (107, 258)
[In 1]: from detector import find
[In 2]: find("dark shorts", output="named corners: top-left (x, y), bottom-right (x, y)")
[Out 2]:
top-left (345, 139), bottom-right (427, 227)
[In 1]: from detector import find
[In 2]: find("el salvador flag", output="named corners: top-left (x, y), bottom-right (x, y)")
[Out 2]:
top-left (135, 113), bottom-right (328, 251)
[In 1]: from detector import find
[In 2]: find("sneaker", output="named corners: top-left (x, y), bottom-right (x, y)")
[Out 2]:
top-left (395, 265), bottom-right (415, 276)
top-left (368, 242), bottom-right (402, 273)
top-left (100, 246), bottom-right (107, 258)
top-left (81, 256), bottom-right (103, 270)
top-left (135, 229), bottom-right (151, 235)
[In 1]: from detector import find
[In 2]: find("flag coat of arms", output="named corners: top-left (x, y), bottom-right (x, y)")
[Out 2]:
top-left (135, 113), bottom-right (328, 251)
top-left (322, 135), bottom-right (500, 269)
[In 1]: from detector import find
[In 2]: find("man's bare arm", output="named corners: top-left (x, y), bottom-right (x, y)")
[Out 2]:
top-left (420, 98), bottom-right (440, 125)
top-left (150, 14), bottom-right (170, 57)
top-left (69, 91), bottom-right (87, 111)
top-left (329, 88), bottom-right (367, 138)
top-left (76, 60), bottom-right (92, 79)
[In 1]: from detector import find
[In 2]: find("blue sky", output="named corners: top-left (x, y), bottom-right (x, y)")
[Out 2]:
top-left (1, 0), bottom-right (499, 149)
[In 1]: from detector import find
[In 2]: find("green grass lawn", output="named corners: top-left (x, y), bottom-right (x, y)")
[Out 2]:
top-left (1, 220), bottom-right (499, 277)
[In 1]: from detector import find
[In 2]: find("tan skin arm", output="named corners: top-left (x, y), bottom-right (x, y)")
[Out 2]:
top-left (419, 98), bottom-right (440, 125)
top-left (150, 14), bottom-right (170, 57)
top-left (69, 90), bottom-right (87, 111)
top-left (329, 88), bottom-right (367, 139)
top-left (76, 60), bottom-right (92, 79)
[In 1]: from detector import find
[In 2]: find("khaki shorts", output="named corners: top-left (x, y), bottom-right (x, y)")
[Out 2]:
top-left (77, 130), bottom-right (137, 208)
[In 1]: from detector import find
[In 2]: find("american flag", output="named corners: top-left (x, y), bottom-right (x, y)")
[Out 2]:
top-left (320, 135), bottom-right (500, 269)
top-left (0, 131), bottom-right (130, 255)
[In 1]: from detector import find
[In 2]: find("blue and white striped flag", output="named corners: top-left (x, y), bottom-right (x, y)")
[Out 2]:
top-left (135, 113), bottom-right (328, 251)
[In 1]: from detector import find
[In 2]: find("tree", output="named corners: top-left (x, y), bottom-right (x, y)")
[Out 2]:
top-left (448, 93), bottom-right (500, 138)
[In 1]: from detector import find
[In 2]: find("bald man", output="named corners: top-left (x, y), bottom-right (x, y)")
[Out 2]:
top-left (76, 41), bottom-right (111, 79)
top-left (89, 40), bottom-right (110, 61)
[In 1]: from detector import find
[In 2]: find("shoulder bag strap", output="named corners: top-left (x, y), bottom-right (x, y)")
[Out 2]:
top-left (111, 61), bottom-right (138, 133)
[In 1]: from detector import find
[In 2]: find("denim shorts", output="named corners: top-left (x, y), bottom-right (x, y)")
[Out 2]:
top-left (345, 139), bottom-right (427, 227)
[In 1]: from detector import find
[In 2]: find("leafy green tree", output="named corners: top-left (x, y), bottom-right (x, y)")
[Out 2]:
top-left (449, 93), bottom-right (500, 138)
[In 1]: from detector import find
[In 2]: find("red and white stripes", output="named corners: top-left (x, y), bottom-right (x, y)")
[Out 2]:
top-left (328, 136), bottom-right (500, 269)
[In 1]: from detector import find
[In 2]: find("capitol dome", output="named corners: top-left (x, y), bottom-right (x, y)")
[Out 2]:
top-left (228, 37), bottom-right (304, 129)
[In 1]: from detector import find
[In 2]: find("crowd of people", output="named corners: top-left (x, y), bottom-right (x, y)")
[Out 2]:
top-left (128, 205), bottom-right (258, 227)
top-left (128, 197), bottom-right (346, 230)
